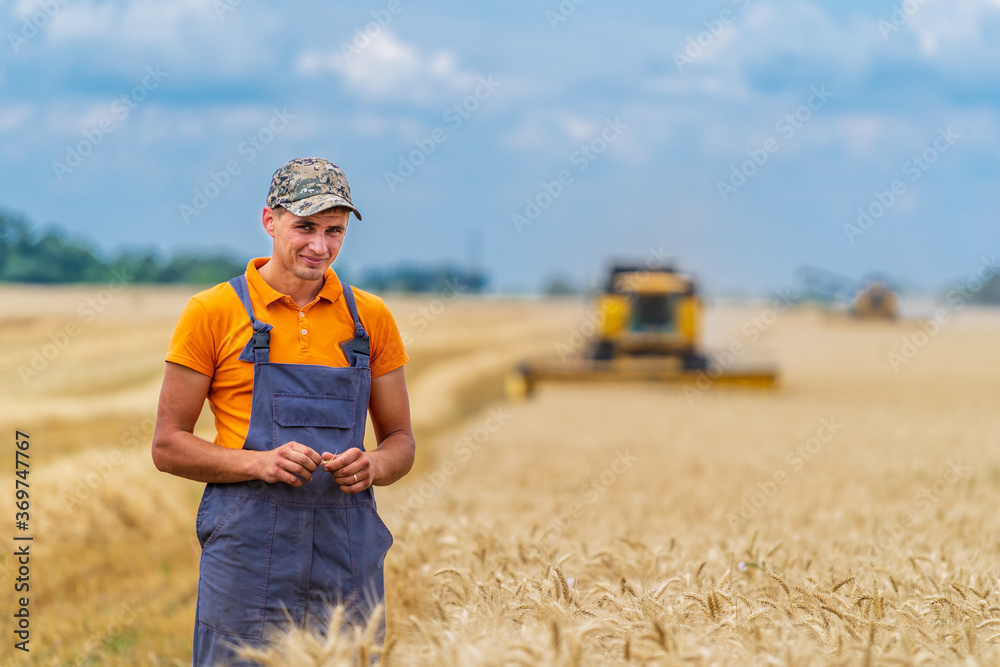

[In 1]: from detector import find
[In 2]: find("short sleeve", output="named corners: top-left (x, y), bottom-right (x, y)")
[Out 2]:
top-left (165, 297), bottom-right (217, 377)
top-left (368, 299), bottom-right (409, 378)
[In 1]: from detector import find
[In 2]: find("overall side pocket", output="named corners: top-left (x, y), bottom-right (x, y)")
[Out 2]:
top-left (197, 496), bottom-right (276, 639)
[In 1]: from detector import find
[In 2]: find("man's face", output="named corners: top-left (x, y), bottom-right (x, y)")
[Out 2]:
top-left (263, 206), bottom-right (350, 282)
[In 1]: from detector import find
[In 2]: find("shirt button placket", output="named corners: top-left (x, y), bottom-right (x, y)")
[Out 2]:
top-left (299, 309), bottom-right (309, 350)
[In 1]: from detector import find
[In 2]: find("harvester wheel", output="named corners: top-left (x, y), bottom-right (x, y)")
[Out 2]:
top-left (592, 341), bottom-right (614, 360)
top-left (682, 353), bottom-right (709, 371)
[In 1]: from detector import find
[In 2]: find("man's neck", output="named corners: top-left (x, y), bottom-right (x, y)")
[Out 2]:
top-left (258, 260), bottom-right (324, 307)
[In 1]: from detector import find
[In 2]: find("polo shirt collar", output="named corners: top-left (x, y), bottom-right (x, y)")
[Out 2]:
top-left (246, 258), bottom-right (344, 306)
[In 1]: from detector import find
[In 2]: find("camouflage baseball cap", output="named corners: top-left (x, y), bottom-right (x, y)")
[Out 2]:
top-left (266, 157), bottom-right (362, 220)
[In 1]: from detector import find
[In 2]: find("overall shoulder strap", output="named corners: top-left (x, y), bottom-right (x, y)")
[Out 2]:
top-left (228, 275), bottom-right (272, 363)
top-left (339, 281), bottom-right (370, 363)
top-left (228, 275), bottom-right (256, 322)
top-left (339, 281), bottom-right (369, 340)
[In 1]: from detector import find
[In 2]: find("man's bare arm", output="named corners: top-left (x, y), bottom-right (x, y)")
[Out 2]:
top-left (324, 366), bottom-right (415, 491)
top-left (152, 361), bottom-right (322, 485)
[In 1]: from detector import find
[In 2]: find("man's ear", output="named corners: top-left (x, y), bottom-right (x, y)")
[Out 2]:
top-left (261, 207), bottom-right (277, 238)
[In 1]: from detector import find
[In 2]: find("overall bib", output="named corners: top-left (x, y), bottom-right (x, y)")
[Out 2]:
top-left (192, 275), bottom-right (393, 667)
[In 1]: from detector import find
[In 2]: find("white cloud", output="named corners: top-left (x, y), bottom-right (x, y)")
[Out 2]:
top-left (501, 109), bottom-right (592, 156)
top-left (829, 114), bottom-right (887, 158)
top-left (668, 0), bottom-right (994, 83)
top-left (45, 2), bottom-right (116, 40)
top-left (736, 2), bottom-right (875, 74)
top-left (46, 0), bottom-right (213, 44)
top-left (296, 30), bottom-right (479, 105)
top-left (41, 0), bottom-right (274, 77)
top-left (12, 0), bottom-right (41, 16)
top-left (636, 0), bottom-right (1000, 158)
top-left (0, 104), bottom-right (33, 132)
top-left (904, 0), bottom-right (1000, 58)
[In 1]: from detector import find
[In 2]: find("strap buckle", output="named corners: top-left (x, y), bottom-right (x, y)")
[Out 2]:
top-left (340, 336), bottom-right (370, 357)
top-left (252, 331), bottom-right (270, 349)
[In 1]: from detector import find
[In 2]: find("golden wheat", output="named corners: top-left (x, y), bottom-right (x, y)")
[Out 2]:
top-left (1, 289), bottom-right (999, 665)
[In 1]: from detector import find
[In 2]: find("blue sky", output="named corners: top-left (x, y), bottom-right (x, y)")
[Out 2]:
top-left (2, 0), bottom-right (998, 293)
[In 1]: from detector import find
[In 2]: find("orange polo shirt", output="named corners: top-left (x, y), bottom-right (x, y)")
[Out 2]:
top-left (165, 258), bottom-right (408, 449)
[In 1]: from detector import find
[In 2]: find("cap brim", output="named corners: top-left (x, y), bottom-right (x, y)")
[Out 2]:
top-left (281, 194), bottom-right (362, 221)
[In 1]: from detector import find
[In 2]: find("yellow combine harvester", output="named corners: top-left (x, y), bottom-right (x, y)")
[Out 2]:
top-left (851, 281), bottom-right (899, 320)
top-left (508, 263), bottom-right (779, 398)
top-left (794, 266), bottom-right (901, 320)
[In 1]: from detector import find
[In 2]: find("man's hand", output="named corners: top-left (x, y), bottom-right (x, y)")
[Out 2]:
top-left (321, 366), bottom-right (416, 493)
top-left (322, 448), bottom-right (374, 493)
top-left (255, 442), bottom-right (323, 487)
top-left (154, 363), bottom-right (330, 486)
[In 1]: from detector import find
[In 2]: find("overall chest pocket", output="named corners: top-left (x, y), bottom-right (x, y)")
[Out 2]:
top-left (272, 393), bottom-right (358, 453)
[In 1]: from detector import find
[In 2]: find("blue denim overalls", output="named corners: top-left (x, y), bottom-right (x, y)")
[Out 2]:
top-left (192, 275), bottom-right (393, 666)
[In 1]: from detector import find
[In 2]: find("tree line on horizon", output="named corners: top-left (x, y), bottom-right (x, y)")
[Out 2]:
top-left (4, 209), bottom-right (995, 300)
top-left (0, 210), bottom-right (489, 292)
top-left (0, 210), bottom-right (247, 285)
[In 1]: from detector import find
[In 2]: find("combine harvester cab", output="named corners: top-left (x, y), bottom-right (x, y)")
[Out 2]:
top-left (507, 263), bottom-right (779, 398)
top-left (851, 282), bottom-right (899, 320)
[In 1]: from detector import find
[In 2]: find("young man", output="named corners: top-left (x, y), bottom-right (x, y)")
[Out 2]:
top-left (153, 157), bottom-right (414, 665)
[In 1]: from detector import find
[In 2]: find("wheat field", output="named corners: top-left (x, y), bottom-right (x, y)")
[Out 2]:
top-left (1, 284), bottom-right (999, 666)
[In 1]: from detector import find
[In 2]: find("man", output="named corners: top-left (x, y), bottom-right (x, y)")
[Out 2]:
top-left (153, 157), bottom-right (414, 665)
